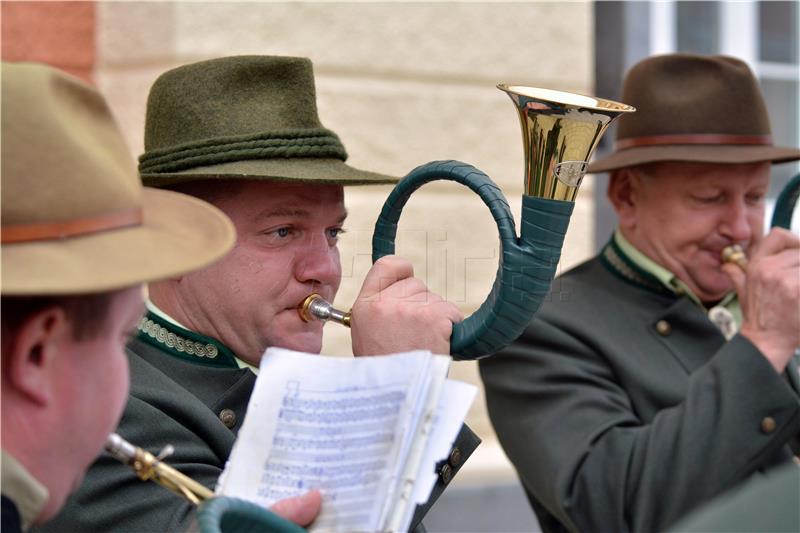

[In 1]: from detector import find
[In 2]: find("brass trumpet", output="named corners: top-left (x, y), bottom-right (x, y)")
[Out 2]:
top-left (721, 244), bottom-right (748, 271)
top-left (105, 432), bottom-right (213, 504)
top-left (105, 433), bottom-right (304, 532)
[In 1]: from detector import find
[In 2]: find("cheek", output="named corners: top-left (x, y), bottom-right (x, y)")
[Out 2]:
top-left (84, 344), bottom-right (130, 437)
top-left (106, 349), bottom-right (130, 421)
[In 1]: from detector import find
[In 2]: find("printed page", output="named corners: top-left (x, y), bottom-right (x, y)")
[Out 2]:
top-left (377, 355), bottom-right (450, 530)
top-left (410, 379), bottom-right (478, 506)
top-left (217, 348), bottom-right (443, 532)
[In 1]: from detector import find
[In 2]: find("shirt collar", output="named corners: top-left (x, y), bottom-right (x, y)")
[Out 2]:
top-left (1, 450), bottom-right (48, 530)
top-left (140, 300), bottom-right (258, 373)
top-left (610, 229), bottom-right (741, 326)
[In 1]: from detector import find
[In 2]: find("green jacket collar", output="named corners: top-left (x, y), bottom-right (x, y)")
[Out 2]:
top-left (600, 232), bottom-right (673, 297)
top-left (136, 310), bottom-right (239, 369)
top-left (601, 230), bottom-right (741, 324)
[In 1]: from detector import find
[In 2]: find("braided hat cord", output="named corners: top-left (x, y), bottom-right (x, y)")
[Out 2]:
top-left (139, 128), bottom-right (348, 174)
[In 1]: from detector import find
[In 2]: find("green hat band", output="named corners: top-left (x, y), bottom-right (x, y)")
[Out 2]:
top-left (138, 127), bottom-right (348, 174)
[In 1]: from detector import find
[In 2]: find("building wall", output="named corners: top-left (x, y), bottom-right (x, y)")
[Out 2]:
top-left (4, 1), bottom-right (595, 489)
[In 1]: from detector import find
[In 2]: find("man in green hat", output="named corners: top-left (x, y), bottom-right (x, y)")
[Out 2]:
top-left (0, 63), bottom-right (235, 531)
top-left (480, 53), bottom-right (800, 533)
top-left (43, 55), bottom-right (478, 532)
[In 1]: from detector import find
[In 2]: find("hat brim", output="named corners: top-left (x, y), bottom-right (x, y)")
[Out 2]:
top-left (141, 157), bottom-right (398, 187)
top-left (2, 189), bottom-right (235, 295)
top-left (588, 144), bottom-right (800, 173)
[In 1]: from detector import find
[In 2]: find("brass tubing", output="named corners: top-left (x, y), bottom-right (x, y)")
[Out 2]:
top-left (721, 244), bottom-right (748, 271)
top-left (298, 294), bottom-right (352, 328)
top-left (105, 433), bottom-right (214, 505)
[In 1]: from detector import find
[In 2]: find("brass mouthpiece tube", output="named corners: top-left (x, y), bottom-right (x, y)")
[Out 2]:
top-left (105, 433), bottom-right (214, 505)
top-left (721, 244), bottom-right (748, 271)
top-left (298, 294), bottom-right (351, 328)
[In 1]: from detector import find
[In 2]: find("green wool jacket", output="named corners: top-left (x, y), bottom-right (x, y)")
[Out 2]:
top-left (670, 461), bottom-right (800, 533)
top-left (479, 242), bottom-right (800, 533)
top-left (41, 313), bottom-right (478, 533)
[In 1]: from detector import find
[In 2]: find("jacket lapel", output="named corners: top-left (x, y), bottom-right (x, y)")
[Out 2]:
top-left (647, 296), bottom-right (726, 375)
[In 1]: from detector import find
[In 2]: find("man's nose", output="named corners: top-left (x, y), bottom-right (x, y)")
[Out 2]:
top-left (721, 198), bottom-right (753, 242)
top-left (296, 233), bottom-right (340, 287)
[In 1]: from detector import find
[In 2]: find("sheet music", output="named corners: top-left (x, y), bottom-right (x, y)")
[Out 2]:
top-left (217, 348), bottom-right (463, 532)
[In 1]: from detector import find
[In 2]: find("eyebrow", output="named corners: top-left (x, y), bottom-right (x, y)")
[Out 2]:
top-left (255, 208), bottom-right (348, 223)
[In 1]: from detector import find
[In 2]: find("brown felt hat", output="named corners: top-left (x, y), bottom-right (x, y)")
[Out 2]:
top-left (138, 55), bottom-right (397, 186)
top-left (1, 62), bottom-right (235, 295)
top-left (588, 53), bottom-right (800, 173)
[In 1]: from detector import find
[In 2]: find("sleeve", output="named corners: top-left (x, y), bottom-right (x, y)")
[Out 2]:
top-left (479, 316), bottom-right (800, 533)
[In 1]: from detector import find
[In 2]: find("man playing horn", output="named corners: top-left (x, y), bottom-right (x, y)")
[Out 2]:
top-left (481, 53), bottom-right (800, 532)
top-left (1, 63), bottom-right (234, 532)
top-left (42, 56), bottom-right (477, 533)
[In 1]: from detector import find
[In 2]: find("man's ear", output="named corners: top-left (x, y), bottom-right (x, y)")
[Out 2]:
top-left (4, 306), bottom-right (70, 406)
top-left (607, 168), bottom-right (641, 230)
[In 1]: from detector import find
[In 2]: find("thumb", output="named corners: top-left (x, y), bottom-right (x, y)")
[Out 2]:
top-left (269, 489), bottom-right (322, 527)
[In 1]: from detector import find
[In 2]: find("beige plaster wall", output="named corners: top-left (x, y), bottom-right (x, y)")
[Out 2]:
top-left (95, 1), bottom-right (594, 481)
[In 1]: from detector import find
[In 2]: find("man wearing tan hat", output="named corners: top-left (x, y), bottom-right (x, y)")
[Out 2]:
top-left (43, 55), bottom-right (478, 533)
top-left (0, 62), bottom-right (236, 531)
top-left (481, 53), bottom-right (800, 533)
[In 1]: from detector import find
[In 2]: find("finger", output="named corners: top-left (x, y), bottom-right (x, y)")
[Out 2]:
top-left (269, 489), bottom-right (322, 527)
top-left (431, 300), bottom-right (464, 324)
top-left (358, 256), bottom-right (414, 299)
top-left (372, 276), bottom-right (434, 302)
top-left (751, 227), bottom-right (800, 258)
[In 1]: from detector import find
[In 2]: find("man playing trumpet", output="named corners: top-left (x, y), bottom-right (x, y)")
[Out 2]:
top-left (481, 53), bottom-right (800, 533)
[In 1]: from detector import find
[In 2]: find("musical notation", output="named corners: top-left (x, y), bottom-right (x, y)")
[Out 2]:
top-left (216, 348), bottom-right (474, 533)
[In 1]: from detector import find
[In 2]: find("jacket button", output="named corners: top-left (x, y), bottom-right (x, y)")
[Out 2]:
top-left (760, 416), bottom-right (777, 434)
top-left (449, 447), bottom-right (462, 468)
top-left (439, 463), bottom-right (453, 485)
top-left (219, 408), bottom-right (237, 428)
top-left (655, 320), bottom-right (671, 336)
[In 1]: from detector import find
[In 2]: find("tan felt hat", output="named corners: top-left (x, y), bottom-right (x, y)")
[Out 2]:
top-left (1, 62), bottom-right (236, 295)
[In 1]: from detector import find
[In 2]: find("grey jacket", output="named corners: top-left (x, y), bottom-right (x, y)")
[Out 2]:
top-left (42, 314), bottom-right (478, 532)
top-left (479, 242), bottom-right (800, 533)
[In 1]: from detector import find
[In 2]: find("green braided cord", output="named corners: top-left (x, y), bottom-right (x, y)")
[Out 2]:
top-left (138, 128), bottom-right (347, 174)
top-left (771, 173), bottom-right (800, 230)
top-left (197, 496), bottom-right (306, 533)
top-left (373, 160), bottom-right (573, 360)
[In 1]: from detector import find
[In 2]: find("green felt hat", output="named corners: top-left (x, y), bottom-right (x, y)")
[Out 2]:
top-left (139, 55), bottom-right (397, 186)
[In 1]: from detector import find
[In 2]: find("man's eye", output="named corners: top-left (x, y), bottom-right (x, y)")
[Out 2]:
top-left (745, 193), bottom-right (765, 205)
top-left (264, 227), bottom-right (292, 239)
top-left (328, 228), bottom-right (345, 240)
top-left (694, 194), bottom-right (722, 204)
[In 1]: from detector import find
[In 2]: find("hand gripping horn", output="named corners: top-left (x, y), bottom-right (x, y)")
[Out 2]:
top-left (723, 172), bottom-right (800, 270)
top-left (303, 86), bottom-right (634, 360)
